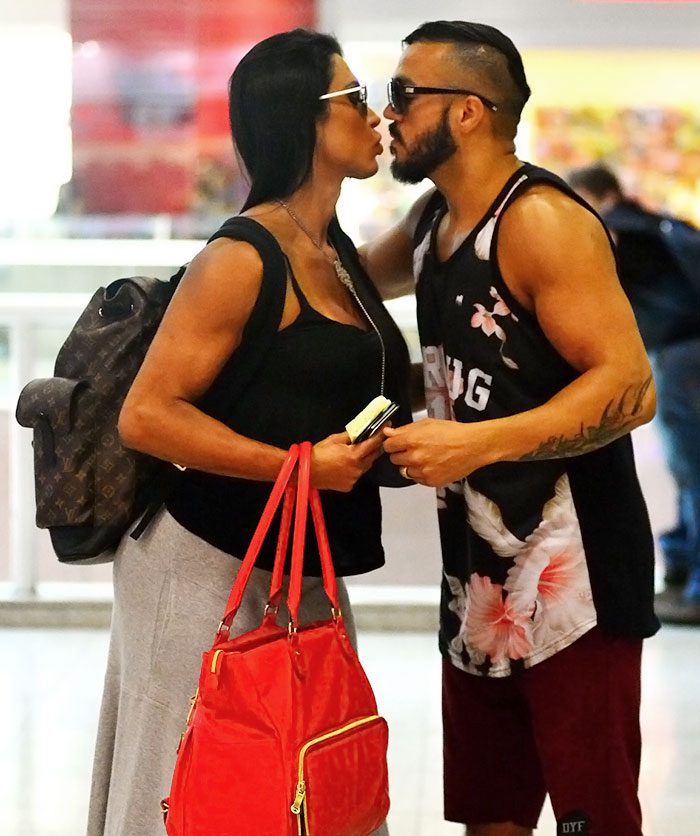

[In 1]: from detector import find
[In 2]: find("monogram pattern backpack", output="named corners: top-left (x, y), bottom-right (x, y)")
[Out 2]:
top-left (15, 217), bottom-right (287, 563)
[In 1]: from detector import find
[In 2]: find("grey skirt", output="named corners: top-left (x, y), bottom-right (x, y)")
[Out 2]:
top-left (86, 508), bottom-right (388, 836)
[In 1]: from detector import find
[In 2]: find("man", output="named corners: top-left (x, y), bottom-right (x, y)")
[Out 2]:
top-left (569, 163), bottom-right (700, 625)
top-left (359, 21), bottom-right (659, 836)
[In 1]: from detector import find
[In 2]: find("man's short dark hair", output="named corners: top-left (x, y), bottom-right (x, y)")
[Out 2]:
top-left (567, 164), bottom-right (623, 201)
top-left (403, 20), bottom-right (531, 139)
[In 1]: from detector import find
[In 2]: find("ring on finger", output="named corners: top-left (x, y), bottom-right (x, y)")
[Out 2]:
top-left (400, 465), bottom-right (414, 481)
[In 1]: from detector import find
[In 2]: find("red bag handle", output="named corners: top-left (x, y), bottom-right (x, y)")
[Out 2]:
top-left (287, 441), bottom-right (339, 628)
top-left (264, 484), bottom-right (296, 615)
top-left (217, 441), bottom-right (341, 638)
top-left (218, 444), bottom-right (299, 634)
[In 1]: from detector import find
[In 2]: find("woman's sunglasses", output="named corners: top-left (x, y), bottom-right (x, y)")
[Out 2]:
top-left (319, 84), bottom-right (368, 118)
top-left (387, 78), bottom-right (498, 115)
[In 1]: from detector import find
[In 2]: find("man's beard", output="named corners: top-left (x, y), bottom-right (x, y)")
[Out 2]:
top-left (390, 109), bottom-right (457, 184)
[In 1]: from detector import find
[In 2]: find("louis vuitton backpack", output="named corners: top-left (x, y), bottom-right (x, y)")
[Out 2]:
top-left (15, 217), bottom-right (287, 563)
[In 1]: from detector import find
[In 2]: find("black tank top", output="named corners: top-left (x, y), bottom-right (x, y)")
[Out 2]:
top-left (168, 219), bottom-right (411, 577)
top-left (414, 164), bottom-right (658, 676)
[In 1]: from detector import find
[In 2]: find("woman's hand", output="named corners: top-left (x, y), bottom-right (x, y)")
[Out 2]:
top-left (310, 431), bottom-right (385, 492)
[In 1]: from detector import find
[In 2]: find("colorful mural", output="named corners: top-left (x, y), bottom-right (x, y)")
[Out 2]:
top-left (533, 106), bottom-right (700, 225)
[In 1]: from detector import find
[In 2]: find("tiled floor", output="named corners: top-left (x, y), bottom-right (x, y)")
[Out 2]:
top-left (1, 624), bottom-right (699, 836)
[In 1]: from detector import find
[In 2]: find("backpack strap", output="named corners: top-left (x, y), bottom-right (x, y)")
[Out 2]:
top-left (131, 216), bottom-right (289, 540)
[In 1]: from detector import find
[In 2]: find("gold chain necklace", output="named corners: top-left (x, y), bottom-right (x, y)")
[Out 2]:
top-left (275, 199), bottom-right (387, 395)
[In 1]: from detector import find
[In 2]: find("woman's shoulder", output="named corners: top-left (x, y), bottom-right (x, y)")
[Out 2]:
top-left (174, 237), bottom-right (266, 324)
top-left (189, 236), bottom-right (263, 285)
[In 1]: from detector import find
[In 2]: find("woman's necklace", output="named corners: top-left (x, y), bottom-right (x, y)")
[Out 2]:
top-left (276, 198), bottom-right (387, 395)
top-left (276, 199), bottom-right (355, 290)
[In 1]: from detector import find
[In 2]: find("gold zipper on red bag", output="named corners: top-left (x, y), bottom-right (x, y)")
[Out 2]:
top-left (211, 649), bottom-right (225, 674)
top-left (186, 688), bottom-right (199, 724)
top-left (290, 715), bottom-right (382, 836)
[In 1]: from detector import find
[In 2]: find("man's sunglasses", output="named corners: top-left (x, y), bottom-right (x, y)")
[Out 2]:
top-left (387, 78), bottom-right (498, 115)
top-left (319, 84), bottom-right (368, 117)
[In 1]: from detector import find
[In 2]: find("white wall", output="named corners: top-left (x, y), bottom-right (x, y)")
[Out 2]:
top-left (0, 0), bottom-right (71, 228)
top-left (0, 0), bottom-right (65, 27)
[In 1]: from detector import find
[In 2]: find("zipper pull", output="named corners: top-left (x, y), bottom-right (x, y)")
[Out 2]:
top-left (290, 781), bottom-right (306, 815)
top-left (185, 689), bottom-right (198, 725)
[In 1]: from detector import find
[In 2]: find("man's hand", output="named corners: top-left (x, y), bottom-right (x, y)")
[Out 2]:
top-left (383, 419), bottom-right (483, 487)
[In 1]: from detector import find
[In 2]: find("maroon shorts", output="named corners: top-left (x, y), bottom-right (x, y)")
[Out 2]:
top-left (442, 626), bottom-right (644, 836)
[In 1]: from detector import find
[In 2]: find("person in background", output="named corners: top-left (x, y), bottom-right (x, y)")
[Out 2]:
top-left (360, 20), bottom-right (658, 836)
top-left (569, 163), bottom-right (700, 625)
top-left (85, 28), bottom-right (410, 836)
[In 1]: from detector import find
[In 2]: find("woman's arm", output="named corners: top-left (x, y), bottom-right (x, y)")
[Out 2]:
top-left (119, 237), bottom-right (383, 491)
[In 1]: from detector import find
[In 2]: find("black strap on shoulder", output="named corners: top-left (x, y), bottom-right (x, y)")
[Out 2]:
top-left (197, 216), bottom-right (288, 418)
top-left (131, 216), bottom-right (289, 540)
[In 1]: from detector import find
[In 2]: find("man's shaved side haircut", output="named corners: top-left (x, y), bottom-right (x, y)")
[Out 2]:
top-left (403, 20), bottom-right (531, 140)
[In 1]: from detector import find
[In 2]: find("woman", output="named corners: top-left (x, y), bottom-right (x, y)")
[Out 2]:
top-left (85, 28), bottom-right (410, 836)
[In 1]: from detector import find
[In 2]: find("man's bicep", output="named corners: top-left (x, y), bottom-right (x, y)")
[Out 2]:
top-left (499, 191), bottom-right (647, 375)
top-left (532, 223), bottom-right (649, 376)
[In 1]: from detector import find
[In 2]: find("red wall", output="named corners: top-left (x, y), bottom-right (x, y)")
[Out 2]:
top-left (70, 0), bottom-right (316, 214)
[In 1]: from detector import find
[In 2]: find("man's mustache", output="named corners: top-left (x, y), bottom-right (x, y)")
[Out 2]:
top-left (388, 123), bottom-right (403, 143)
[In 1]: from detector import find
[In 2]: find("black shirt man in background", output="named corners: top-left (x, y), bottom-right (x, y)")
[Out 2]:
top-left (569, 163), bottom-right (700, 625)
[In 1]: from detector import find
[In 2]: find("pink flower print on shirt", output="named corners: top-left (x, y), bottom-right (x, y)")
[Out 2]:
top-left (470, 287), bottom-right (519, 369)
top-left (455, 473), bottom-right (596, 672)
top-left (445, 572), bottom-right (487, 670)
top-left (489, 286), bottom-right (519, 322)
top-left (503, 474), bottom-right (588, 612)
top-left (466, 574), bottom-right (532, 665)
top-left (471, 303), bottom-right (502, 337)
top-left (537, 551), bottom-right (581, 606)
top-left (503, 474), bottom-right (595, 651)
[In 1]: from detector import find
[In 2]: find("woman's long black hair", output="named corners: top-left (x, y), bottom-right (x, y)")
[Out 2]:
top-left (229, 29), bottom-right (342, 211)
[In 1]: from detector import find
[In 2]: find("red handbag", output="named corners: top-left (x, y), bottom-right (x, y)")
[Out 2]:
top-left (162, 441), bottom-right (390, 836)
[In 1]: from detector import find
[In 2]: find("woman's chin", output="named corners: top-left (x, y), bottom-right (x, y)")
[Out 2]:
top-left (353, 159), bottom-right (380, 180)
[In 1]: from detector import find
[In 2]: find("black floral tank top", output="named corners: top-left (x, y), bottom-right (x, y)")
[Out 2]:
top-left (414, 163), bottom-right (659, 678)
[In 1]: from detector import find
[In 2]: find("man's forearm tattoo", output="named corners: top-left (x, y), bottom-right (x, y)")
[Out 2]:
top-left (519, 375), bottom-right (653, 461)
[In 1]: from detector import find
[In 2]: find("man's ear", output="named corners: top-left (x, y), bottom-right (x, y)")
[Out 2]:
top-left (456, 95), bottom-right (487, 135)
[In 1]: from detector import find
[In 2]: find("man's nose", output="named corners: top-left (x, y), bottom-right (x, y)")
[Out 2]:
top-left (383, 103), bottom-right (400, 122)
